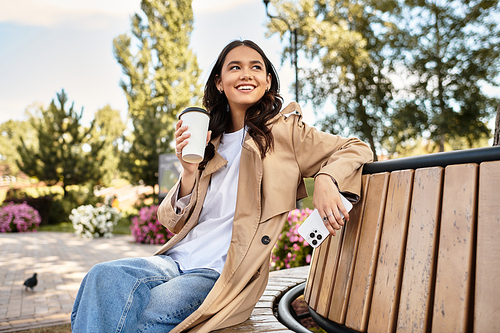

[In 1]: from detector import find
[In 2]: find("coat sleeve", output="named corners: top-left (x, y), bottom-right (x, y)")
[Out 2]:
top-left (288, 103), bottom-right (373, 202)
top-left (157, 177), bottom-right (199, 234)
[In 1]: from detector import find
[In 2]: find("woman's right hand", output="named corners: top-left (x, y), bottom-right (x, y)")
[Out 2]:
top-left (175, 119), bottom-right (198, 176)
top-left (175, 119), bottom-right (211, 197)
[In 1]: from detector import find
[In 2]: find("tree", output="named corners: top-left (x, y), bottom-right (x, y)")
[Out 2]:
top-left (0, 119), bottom-right (35, 176)
top-left (494, 104), bottom-right (500, 146)
top-left (113, 0), bottom-right (201, 187)
top-left (90, 105), bottom-right (126, 186)
top-left (387, 0), bottom-right (500, 152)
top-left (265, 0), bottom-right (402, 160)
top-left (16, 90), bottom-right (105, 196)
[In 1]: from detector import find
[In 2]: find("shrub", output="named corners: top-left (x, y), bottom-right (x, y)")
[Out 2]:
top-left (130, 205), bottom-right (175, 245)
top-left (271, 208), bottom-right (313, 271)
top-left (54, 187), bottom-right (103, 224)
top-left (70, 204), bottom-right (121, 238)
top-left (6, 196), bottom-right (53, 225)
top-left (0, 202), bottom-right (41, 233)
top-left (4, 185), bottom-right (103, 224)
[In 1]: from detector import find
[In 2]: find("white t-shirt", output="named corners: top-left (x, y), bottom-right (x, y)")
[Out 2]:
top-left (166, 127), bottom-right (246, 273)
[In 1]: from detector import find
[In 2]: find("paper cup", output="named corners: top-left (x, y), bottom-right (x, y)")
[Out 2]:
top-left (178, 107), bottom-right (210, 163)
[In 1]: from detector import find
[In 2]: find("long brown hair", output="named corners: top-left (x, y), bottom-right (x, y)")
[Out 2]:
top-left (199, 40), bottom-right (283, 169)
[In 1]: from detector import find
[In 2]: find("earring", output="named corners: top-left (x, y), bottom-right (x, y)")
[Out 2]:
top-left (226, 104), bottom-right (230, 112)
top-left (219, 89), bottom-right (223, 94)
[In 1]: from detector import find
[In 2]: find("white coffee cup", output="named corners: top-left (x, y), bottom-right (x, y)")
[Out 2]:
top-left (178, 107), bottom-right (210, 163)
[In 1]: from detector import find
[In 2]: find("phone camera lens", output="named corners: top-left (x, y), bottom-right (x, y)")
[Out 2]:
top-left (310, 232), bottom-right (315, 238)
top-left (312, 240), bottom-right (318, 245)
top-left (317, 234), bottom-right (322, 240)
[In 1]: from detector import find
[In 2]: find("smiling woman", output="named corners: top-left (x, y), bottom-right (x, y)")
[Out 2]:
top-left (70, 39), bottom-right (373, 333)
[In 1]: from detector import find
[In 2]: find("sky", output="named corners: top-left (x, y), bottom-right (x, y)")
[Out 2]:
top-left (0, 0), bottom-right (316, 127)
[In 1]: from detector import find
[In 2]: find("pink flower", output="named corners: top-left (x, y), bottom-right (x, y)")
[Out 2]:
top-left (270, 208), bottom-right (313, 271)
top-left (131, 205), bottom-right (174, 245)
top-left (0, 202), bottom-right (41, 233)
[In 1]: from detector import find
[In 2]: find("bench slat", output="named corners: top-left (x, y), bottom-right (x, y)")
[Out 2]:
top-left (432, 163), bottom-right (478, 332)
top-left (304, 245), bottom-right (320, 304)
top-left (316, 228), bottom-right (344, 315)
top-left (345, 172), bottom-right (390, 332)
top-left (307, 232), bottom-right (330, 309)
top-left (368, 170), bottom-right (414, 333)
top-left (397, 167), bottom-right (443, 332)
top-left (475, 160), bottom-right (500, 333)
top-left (327, 175), bottom-right (370, 323)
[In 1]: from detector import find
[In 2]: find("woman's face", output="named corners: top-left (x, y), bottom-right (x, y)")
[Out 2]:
top-left (216, 45), bottom-right (271, 113)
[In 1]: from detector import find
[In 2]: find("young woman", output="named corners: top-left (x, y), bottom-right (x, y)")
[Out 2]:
top-left (71, 40), bottom-right (373, 333)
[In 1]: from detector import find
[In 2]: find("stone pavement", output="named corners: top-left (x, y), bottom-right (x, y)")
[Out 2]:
top-left (0, 232), bottom-right (158, 332)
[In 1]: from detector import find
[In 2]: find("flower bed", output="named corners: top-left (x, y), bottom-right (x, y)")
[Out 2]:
top-left (0, 202), bottom-right (41, 233)
top-left (271, 208), bottom-right (313, 271)
top-left (130, 205), bottom-right (175, 244)
top-left (70, 204), bottom-right (121, 238)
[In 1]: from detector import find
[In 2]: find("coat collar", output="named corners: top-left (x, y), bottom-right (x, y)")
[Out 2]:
top-left (202, 135), bottom-right (227, 178)
top-left (203, 130), bottom-right (262, 177)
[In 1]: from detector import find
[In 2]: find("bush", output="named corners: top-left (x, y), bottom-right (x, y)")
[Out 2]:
top-left (0, 202), bottom-right (41, 233)
top-left (53, 187), bottom-right (103, 224)
top-left (70, 204), bottom-right (121, 238)
top-left (4, 185), bottom-right (103, 224)
top-left (6, 196), bottom-right (53, 225)
top-left (130, 205), bottom-right (175, 245)
top-left (271, 208), bottom-right (313, 271)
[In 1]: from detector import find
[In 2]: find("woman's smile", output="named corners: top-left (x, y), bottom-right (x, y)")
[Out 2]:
top-left (216, 45), bottom-right (271, 115)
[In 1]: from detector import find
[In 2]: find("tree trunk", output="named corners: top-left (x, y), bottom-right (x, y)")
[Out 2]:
top-left (494, 104), bottom-right (500, 146)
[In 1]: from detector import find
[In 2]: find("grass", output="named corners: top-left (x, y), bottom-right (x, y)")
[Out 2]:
top-left (15, 324), bottom-right (71, 333)
top-left (38, 217), bottom-right (132, 235)
top-left (300, 178), bottom-right (315, 209)
top-left (38, 222), bottom-right (74, 233)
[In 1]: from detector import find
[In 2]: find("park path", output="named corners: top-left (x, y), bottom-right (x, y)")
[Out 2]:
top-left (0, 232), bottom-right (158, 332)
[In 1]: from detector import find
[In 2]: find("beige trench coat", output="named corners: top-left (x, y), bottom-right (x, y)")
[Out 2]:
top-left (155, 102), bottom-right (373, 332)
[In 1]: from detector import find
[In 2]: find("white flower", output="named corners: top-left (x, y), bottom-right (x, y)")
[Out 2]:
top-left (70, 204), bottom-right (121, 238)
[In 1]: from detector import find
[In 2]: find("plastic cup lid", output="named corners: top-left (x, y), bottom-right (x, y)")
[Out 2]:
top-left (178, 107), bottom-right (210, 119)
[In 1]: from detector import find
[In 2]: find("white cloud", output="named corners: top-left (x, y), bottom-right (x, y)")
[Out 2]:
top-left (0, 0), bottom-right (140, 30)
top-left (192, 0), bottom-right (256, 14)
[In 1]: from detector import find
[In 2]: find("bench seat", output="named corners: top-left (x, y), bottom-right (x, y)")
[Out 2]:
top-left (305, 146), bottom-right (500, 333)
top-left (214, 266), bottom-right (309, 332)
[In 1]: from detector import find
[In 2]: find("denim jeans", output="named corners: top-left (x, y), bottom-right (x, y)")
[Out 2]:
top-left (71, 255), bottom-right (219, 333)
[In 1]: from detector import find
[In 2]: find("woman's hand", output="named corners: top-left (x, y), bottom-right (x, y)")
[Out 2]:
top-left (312, 174), bottom-right (350, 236)
top-left (175, 119), bottom-right (211, 197)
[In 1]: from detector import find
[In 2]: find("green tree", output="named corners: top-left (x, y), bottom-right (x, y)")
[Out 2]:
top-left (90, 105), bottom-right (126, 186)
top-left (113, 0), bottom-right (201, 187)
top-left (0, 119), bottom-right (37, 176)
top-left (494, 105), bottom-right (500, 146)
top-left (386, 0), bottom-right (500, 152)
top-left (16, 89), bottom-right (105, 196)
top-left (265, 0), bottom-right (402, 160)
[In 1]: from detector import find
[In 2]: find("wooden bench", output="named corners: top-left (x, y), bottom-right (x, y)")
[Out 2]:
top-left (305, 146), bottom-right (500, 333)
top-left (214, 266), bottom-right (309, 332)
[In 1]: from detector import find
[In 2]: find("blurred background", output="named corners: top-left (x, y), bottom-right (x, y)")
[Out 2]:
top-left (0, 0), bottom-right (499, 242)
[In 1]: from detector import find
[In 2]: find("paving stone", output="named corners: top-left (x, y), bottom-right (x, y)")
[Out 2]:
top-left (0, 232), bottom-right (309, 332)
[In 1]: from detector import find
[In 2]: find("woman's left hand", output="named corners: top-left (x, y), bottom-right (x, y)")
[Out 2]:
top-left (312, 174), bottom-right (350, 236)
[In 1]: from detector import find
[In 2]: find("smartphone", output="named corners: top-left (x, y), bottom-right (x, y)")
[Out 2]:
top-left (298, 194), bottom-right (353, 248)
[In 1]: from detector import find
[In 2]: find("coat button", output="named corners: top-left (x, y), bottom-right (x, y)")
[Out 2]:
top-left (261, 236), bottom-right (271, 245)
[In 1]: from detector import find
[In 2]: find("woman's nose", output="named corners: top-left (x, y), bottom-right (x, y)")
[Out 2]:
top-left (240, 72), bottom-right (252, 80)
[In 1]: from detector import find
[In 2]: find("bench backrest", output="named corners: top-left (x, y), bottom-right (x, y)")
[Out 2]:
top-left (304, 147), bottom-right (500, 333)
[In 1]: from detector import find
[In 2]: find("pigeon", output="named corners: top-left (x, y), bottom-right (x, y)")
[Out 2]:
top-left (23, 273), bottom-right (37, 291)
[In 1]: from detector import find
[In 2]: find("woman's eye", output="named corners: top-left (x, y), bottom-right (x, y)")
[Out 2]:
top-left (230, 65), bottom-right (240, 70)
top-left (253, 65), bottom-right (262, 70)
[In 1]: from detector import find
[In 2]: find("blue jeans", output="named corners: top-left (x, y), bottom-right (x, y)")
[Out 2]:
top-left (71, 255), bottom-right (219, 333)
